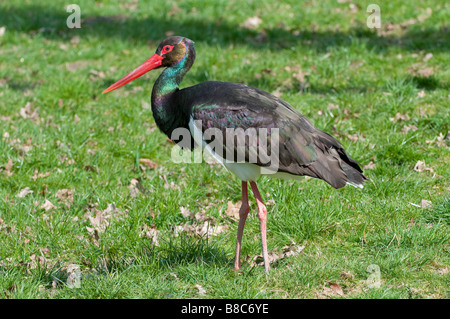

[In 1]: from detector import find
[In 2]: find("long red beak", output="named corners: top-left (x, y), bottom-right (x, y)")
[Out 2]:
top-left (102, 53), bottom-right (164, 94)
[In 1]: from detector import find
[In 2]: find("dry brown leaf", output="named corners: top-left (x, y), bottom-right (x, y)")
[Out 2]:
top-left (17, 187), bottom-right (33, 198)
top-left (194, 212), bottom-right (213, 222)
top-left (389, 112), bottom-right (410, 123)
top-left (85, 203), bottom-right (127, 235)
top-left (129, 178), bottom-right (140, 198)
top-left (417, 67), bottom-right (434, 78)
top-left (174, 222), bottom-right (229, 238)
top-left (347, 134), bottom-right (358, 142)
top-left (195, 284), bottom-right (207, 296)
top-left (40, 199), bottom-right (56, 212)
top-left (29, 253), bottom-right (47, 269)
top-left (128, 178), bottom-right (149, 197)
top-left (418, 90), bottom-right (426, 98)
top-left (225, 200), bottom-right (241, 220)
top-left (20, 102), bottom-right (41, 123)
top-left (55, 189), bottom-right (74, 207)
top-left (427, 132), bottom-right (447, 148)
top-left (89, 69), bottom-right (105, 80)
top-left (423, 53), bottom-right (433, 62)
top-left (242, 16), bottom-right (262, 29)
top-left (421, 199), bottom-right (432, 209)
top-left (139, 158), bottom-right (158, 170)
top-left (340, 271), bottom-right (355, 280)
top-left (70, 35), bottom-right (80, 44)
top-left (329, 282), bottom-right (345, 296)
top-left (140, 224), bottom-right (160, 246)
top-left (180, 206), bottom-right (194, 218)
top-left (32, 169), bottom-right (50, 181)
top-left (413, 160), bottom-right (434, 174)
top-left (251, 243), bottom-right (305, 268)
top-left (363, 161), bottom-right (376, 170)
top-left (2, 159), bottom-right (13, 177)
top-left (66, 264), bottom-right (81, 288)
top-left (436, 267), bottom-right (449, 275)
top-left (408, 63), bottom-right (434, 78)
top-left (401, 125), bottom-right (418, 134)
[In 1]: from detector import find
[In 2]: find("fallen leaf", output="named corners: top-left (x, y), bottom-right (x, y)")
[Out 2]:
top-left (32, 169), bottom-right (50, 181)
top-left (426, 132), bottom-right (446, 148)
top-left (363, 161), bottom-right (376, 170)
top-left (85, 203), bottom-right (127, 235)
top-left (423, 53), bottom-right (433, 62)
top-left (180, 206), bottom-right (194, 218)
top-left (195, 284), bottom-right (207, 296)
top-left (347, 134), bottom-right (358, 142)
top-left (20, 102), bottom-right (41, 123)
top-left (139, 158), bottom-right (158, 170)
top-left (2, 159), bottom-right (13, 177)
top-left (242, 16), bottom-right (262, 29)
top-left (174, 222), bottom-right (229, 238)
top-left (89, 69), bottom-right (105, 80)
top-left (418, 90), bottom-right (426, 98)
top-left (17, 187), bottom-right (33, 198)
top-left (389, 112), bottom-right (410, 123)
top-left (251, 243), bottom-right (305, 268)
top-left (194, 212), bottom-right (213, 222)
top-left (40, 199), bottom-right (56, 212)
top-left (29, 253), bottom-right (47, 270)
top-left (408, 64), bottom-right (434, 78)
top-left (413, 160), bottom-right (434, 174)
top-left (70, 35), bottom-right (80, 44)
top-left (329, 282), bottom-right (344, 296)
top-left (401, 125), bottom-right (418, 134)
top-left (128, 179), bottom-right (140, 198)
top-left (340, 271), bottom-right (355, 280)
top-left (421, 199), bottom-right (432, 209)
top-left (140, 224), bottom-right (159, 246)
top-left (66, 264), bottom-right (81, 288)
top-left (55, 189), bottom-right (74, 207)
top-left (225, 201), bottom-right (241, 220)
top-left (128, 178), bottom-right (149, 197)
top-left (436, 267), bottom-right (449, 275)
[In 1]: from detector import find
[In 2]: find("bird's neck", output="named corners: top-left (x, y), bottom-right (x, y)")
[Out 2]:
top-left (151, 52), bottom-right (194, 136)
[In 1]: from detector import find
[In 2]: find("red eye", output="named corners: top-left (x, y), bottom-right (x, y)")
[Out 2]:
top-left (161, 45), bottom-right (173, 54)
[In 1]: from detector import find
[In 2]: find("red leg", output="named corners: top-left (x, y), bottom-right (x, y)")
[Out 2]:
top-left (250, 181), bottom-right (270, 273)
top-left (234, 181), bottom-right (250, 271)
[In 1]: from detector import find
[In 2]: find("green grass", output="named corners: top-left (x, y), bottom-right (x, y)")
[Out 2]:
top-left (0, 0), bottom-right (449, 299)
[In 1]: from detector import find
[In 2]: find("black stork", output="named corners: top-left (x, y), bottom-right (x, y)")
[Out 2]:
top-left (103, 36), bottom-right (368, 273)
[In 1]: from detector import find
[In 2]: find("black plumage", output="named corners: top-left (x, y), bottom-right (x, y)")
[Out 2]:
top-left (103, 36), bottom-right (368, 273)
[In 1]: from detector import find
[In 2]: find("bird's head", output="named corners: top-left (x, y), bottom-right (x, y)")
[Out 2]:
top-left (103, 36), bottom-right (195, 93)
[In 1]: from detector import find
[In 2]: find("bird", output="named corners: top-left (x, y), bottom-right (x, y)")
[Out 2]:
top-left (103, 36), bottom-right (368, 273)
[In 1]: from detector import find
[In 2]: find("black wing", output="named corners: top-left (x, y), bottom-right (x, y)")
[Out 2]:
top-left (177, 81), bottom-right (367, 188)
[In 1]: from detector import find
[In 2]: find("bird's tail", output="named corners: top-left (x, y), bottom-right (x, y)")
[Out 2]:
top-left (341, 161), bottom-right (368, 189)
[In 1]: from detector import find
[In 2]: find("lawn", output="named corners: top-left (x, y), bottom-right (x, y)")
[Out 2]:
top-left (0, 0), bottom-right (448, 299)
